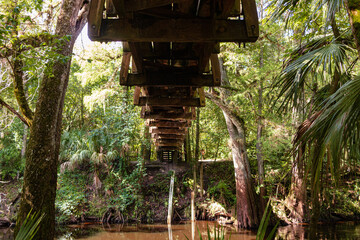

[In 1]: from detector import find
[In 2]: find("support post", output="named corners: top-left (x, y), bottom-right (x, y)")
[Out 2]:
top-left (200, 162), bottom-right (204, 198)
top-left (167, 171), bottom-right (175, 225)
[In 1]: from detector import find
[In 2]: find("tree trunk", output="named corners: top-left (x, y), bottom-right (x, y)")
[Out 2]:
top-left (286, 143), bottom-right (307, 222)
top-left (344, 0), bottom-right (360, 57)
top-left (224, 113), bottom-right (260, 229)
top-left (205, 91), bottom-right (261, 228)
top-left (194, 108), bottom-right (200, 162)
top-left (257, 47), bottom-right (265, 211)
top-left (141, 126), bottom-right (151, 162)
top-left (21, 124), bottom-right (28, 158)
top-left (15, 1), bottom-right (88, 239)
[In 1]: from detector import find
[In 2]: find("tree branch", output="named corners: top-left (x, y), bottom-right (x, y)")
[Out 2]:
top-left (0, 97), bottom-right (30, 127)
top-left (205, 91), bottom-right (244, 131)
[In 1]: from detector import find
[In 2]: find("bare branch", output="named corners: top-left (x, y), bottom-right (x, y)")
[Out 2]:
top-left (0, 97), bottom-right (30, 126)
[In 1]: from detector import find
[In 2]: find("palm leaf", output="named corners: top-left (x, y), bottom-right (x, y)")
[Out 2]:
top-left (273, 37), bottom-right (352, 111)
top-left (15, 210), bottom-right (45, 240)
top-left (297, 76), bottom-right (360, 181)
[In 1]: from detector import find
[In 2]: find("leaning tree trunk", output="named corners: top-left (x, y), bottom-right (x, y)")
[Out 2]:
top-left (15, 1), bottom-right (88, 239)
top-left (205, 91), bottom-right (261, 228)
top-left (224, 114), bottom-right (261, 228)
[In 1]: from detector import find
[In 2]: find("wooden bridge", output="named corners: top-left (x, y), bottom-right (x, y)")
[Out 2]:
top-left (88, 0), bottom-right (259, 159)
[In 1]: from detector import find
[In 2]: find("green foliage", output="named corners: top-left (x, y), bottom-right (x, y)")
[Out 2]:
top-left (208, 180), bottom-right (236, 207)
top-left (56, 171), bottom-right (88, 223)
top-left (0, 120), bottom-right (26, 180)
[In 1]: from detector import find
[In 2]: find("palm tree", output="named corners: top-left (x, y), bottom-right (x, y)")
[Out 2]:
top-left (271, 0), bottom-right (360, 224)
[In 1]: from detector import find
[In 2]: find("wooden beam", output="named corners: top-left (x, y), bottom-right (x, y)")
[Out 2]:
top-left (136, 97), bottom-right (201, 107)
top-left (88, 0), bottom-right (105, 39)
top-left (150, 128), bottom-right (186, 135)
top-left (119, 52), bottom-right (131, 85)
top-left (93, 18), bottom-right (257, 42)
top-left (128, 42), bottom-right (143, 73)
top-left (210, 54), bottom-right (221, 85)
top-left (156, 146), bottom-right (179, 151)
top-left (143, 111), bottom-right (196, 120)
top-left (198, 43), bottom-right (215, 73)
top-left (147, 120), bottom-right (190, 128)
top-left (155, 142), bottom-right (182, 147)
top-left (198, 87), bottom-right (206, 107)
top-left (242, 0), bottom-right (259, 38)
top-left (124, 72), bottom-right (216, 87)
top-left (152, 134), bottom-right (185, 140)
top-left (155, 139), bottom-right (184, 144)
top-left (133, 86), bottom-right (141, 105)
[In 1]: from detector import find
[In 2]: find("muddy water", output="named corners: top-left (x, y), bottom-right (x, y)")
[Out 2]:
top-left (56, 221), bottom-right (256, 240)
top-left (55, 221), bottom-right (360, 240)
top-left (2, 220), bottom-right (360, 239)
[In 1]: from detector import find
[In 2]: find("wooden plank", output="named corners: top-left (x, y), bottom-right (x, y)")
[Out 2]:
top-left (152, 134), bottom-right (185, 140)
top-left (142, 111), bottom-right (196, 120)
top-left (198, 43), bottom-right (215, 73)
top-left (242, 0), bottom-right (259, 38)
top-left (94, 18), bottom-right (257, 42)
top-left (136, 97), bottom-right (201, 107)
top-left (155, 142), bottom-right (182, 147)
top-left (150, 128), bottom-right (186, 135)
top-left (88, 0), bottom-right (105, 39)
top-left (147, 121), bottom-right (190, 128)
top-left (125, 72), bottom-right (215, 86)
top-left (155, 139), bottom-right (184, 144)
top-left (133, 87), bottom-right (141, 105)
top-left (128, 42), bottom-right (143, 73)
top-left (198, 87), bottom-right (206, 107)
top-left (156, 146), bottom-right (179, 151)
top-left (119, 52), bottom-right (132, 85)
top-left (105, 0), bottom-right (118, 17)
top-left (210, 54), bottom-right (221, 85)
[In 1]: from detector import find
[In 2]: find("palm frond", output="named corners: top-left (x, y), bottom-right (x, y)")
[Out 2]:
top-left (269, 0), bottom-right (344, 29)
top-left (15, 210), bottom-right (45, 240)
top-left (298, 76), bottom-right (360, 181)
top-left (274, 37), bottom-right (352, 111)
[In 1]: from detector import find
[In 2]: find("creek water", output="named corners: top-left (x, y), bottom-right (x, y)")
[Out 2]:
top-left (54, 221), bottom-right (360, 240)
top-left (1, 220), bottom-right (360, 239)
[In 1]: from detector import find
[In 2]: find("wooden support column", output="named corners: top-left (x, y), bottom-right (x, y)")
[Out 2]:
top-left (88, 0), bottom-right (105, 39)
top-left (128, 42), bottom-right (144, 73)
top-left (120, 51), bottom-right (132, 85)
top-left (133, 86), bottom-right (141, 105)
top-left (210, 54), bottom-right (221, 86)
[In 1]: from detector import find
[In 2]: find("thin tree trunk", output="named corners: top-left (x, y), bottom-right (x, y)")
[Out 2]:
top-left (195, 108), bottom-right (200, 162)
top-left (257, 47), bottom-right (265, 211)
top-left (141, 126), bottom-right (151, 162)
top-left (15, 1), bottom-right (88, 239)
top-left (21, 124), bottom-right (28, 158)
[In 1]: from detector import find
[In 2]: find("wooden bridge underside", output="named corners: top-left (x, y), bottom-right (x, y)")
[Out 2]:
top-left (88, 0), bottom-right (259, 153)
